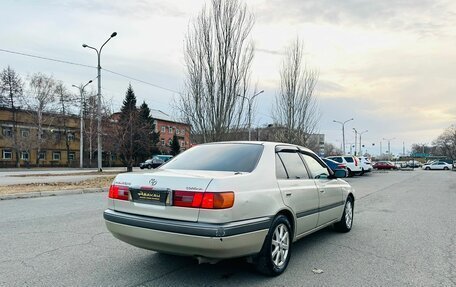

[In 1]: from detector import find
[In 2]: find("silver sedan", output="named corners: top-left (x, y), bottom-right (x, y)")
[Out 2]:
top-left (104, 141), bottom-right (355, 276)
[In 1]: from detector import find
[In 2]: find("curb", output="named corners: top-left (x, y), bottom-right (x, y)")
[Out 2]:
top-left (0, 187), bottom-right (109, 201)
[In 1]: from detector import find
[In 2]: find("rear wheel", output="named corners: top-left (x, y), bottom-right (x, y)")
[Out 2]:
top-left (147, 164), bottom-right (152, 169)
top-left (425, 167), bottom-right (430, 170)
top-left (347, 168), bottom-right (354, 177)
top-left (255, 215), bottom-right (292, 276)
top-left (334, 197), bottom-right (354, 233)
top-left (444, 167), bottom-right (449, 170)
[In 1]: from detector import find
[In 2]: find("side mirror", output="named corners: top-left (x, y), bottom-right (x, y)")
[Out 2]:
top-left (333, 169), bottom-right (347, 178)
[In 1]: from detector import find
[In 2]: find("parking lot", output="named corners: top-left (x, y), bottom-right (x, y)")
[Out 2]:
top-left (0, 169), bottom-right (455, 286)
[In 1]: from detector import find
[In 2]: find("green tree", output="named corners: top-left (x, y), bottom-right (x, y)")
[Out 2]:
top-left (170, 133), bottom-right (181, 156)
top-left (137, 101), bottom-right (153, 162)
top-left (117, 84), bottom-right (139, 172)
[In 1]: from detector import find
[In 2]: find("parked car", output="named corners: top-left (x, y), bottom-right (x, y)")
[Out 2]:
top-left (139, 155), bottom-right (173, 169)
top-left (105, 142), bottom-right (355, 276)
top-left (406, 160), bottom-right (422, 168)
top-left (422, 161), bottom-right (452, 170)
top-left (358, 156), bottom-right (373, 173)
top-left (325, 155), bottom-right (363, 176)
top-left (373, 161), bottom-right (397, 170)
top-left (322, 158), bottom-right (348, 177)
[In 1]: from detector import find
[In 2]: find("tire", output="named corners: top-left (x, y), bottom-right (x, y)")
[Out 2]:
top-left (347, 168), bottom-right (354, 177)
top-left (425, 167), bottom-right (430, 170)
top-left (254, 215), bottom-right (292, 276)
top-left (334, 197), bottom-right (354, 233)
top-left (140, 166), bottom-right (144, 169)
top-left (147, 165), bottom-right (152, 169)
top-left (444, 167), bottom-right (449, 170)
top-left (360, 168), bottom-right (365, 176)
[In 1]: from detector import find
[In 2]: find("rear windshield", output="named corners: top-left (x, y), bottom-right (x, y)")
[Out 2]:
top-left (163, 143), bottom-right (264, 172)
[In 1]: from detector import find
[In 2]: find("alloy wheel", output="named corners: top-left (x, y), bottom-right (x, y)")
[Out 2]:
top-left (271, 223), bottom-right (289, 268)
top-left (345, 201), bottom-right (353, 228)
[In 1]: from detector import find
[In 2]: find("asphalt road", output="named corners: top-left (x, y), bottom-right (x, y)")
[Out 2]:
top-left (0, 170), bottom-right (455, 286)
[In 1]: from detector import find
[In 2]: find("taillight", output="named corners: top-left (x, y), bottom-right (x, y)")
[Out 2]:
top-left (338, 164), bottom-right (346, 168)
top-left (108, 184), bottom-right (129, 201)
top-left (173, 191), bottom-right (234, 209)
top-left (354, 157), bottom-right (358, 166)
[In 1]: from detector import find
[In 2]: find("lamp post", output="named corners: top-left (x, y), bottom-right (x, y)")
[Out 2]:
top-left (352, 128), bottom-right (358, 156)
top-left (82, 32), bottom-right (117, 172)
top-left (333, 118), bottom-right (353, 155)
top-left (237, 90), bottom-right (264, 141)
top-left (359, 130), bottom-right (368, 156)
top-left (72, 80), bottom-right (92, 168)
top-left (383, 137), bottom-right (395, 158)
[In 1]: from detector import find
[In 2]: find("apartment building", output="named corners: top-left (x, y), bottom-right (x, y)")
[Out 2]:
top-left (0, 107), bottom-right (81, 167)
top-left (151, 109), bottom-right (191, 153)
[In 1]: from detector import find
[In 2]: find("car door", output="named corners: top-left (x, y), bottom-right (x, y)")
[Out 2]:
top-left (301, 152), bottom-right (344, 226)
top-left (275, 147), bottom-right (319, 235)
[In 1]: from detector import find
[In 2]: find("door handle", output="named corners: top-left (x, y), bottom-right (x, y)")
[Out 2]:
top-left (285, 193), bottom-right (292, 197)
top-left (319, 190), bottom-right (325, 193)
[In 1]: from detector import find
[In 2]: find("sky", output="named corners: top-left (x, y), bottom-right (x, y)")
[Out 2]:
top-left (1, 0), bottom-right (455, 156)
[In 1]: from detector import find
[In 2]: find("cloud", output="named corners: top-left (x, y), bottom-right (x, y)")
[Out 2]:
top-left (54, 0), bottom-right (190, 18)
top-left (256, 0), bottom-right (456, 38)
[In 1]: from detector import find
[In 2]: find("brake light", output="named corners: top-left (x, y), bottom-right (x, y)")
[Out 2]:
top-left (354, 157), bottom-right (358, 166)
top-left (173, 191), bottom-right (234, 209)
top-left (108, 184), bottom-right (129, 201)
top-left (337, 164), bottom-right (346, 168)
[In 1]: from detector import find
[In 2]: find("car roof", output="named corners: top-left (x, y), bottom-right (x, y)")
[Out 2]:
top-left (197, 141), bottom-right (315, 154)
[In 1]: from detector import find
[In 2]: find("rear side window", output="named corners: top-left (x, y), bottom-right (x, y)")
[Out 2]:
top-left (331, 157), bottom-right (342, 163)
top-left (275, 154), bottom-right (288, 179)
top-left (344, 157), bottom-right (354, 163)
top-left (277, 152), bottom-right (309, 179)
top-left (163, 143), bottom-right (263, 172)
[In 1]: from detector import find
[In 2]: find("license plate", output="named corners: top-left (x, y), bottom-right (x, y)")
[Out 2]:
top-left (130, 188), bottom-right (170, 205)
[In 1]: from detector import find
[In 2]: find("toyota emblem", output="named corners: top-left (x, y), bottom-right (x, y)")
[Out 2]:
top-left (149, 178), bottom-right (157, 186)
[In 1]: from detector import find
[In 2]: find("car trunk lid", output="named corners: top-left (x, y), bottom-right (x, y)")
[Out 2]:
top-left (111, 169), bottom-right (218, 222)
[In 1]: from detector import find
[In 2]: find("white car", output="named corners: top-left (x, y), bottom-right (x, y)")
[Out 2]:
top-left (325, 155), bottom-right (363, 176)
top-left (104, 141), bottom-right (355, 276)
top-left (358, 156), bottom-right (373, 173)
top-left (422, 161), bottom-right (452, 170)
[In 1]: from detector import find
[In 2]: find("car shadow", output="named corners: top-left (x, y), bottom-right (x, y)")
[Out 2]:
top-left (125, 225), bottom-right (342, 286)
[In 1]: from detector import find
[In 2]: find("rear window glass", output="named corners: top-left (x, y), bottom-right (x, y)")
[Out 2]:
top-left (277, 152), bottom-right (309, 179)
top-left (163, 143), bottom-right (264, 172)
top-left (330, 157), bottom-right (342, 163)
top-left (344, 157), bottom-right (354, 163)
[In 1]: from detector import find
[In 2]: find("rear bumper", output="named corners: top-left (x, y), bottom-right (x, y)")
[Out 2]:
top-left (104, 209), bottom-right (271, 259)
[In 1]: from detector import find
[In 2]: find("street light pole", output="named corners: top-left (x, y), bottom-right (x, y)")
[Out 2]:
top-left (72, 80), bottom-right (92, 168)
top-left (237, 90), bottom-right (264, 141)
top-left (383, 137), bottom-right (395, 158)
top-left (359, 130), bottom-right (368, 156)
top-left (352, 128), bottom-right (358, 156)
top-left (82, 32), bottom-right (117, 172)
top-left (333, 118), bottom-right (354, 155)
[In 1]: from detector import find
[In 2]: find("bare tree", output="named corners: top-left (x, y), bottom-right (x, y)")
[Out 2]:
top-left (272, 38), bottom-right (320, 146)
top-left (20, 72), bottom-right (57, 166)
top-left (55, 82), bottom-right (77, 167)
top-left (177, 0), bottom-right (254, 142)
top-left (83, 93), bottom-right (97, 167)
top-left (0, 66), bottom-right (24, 167)
top-left (433, 125), bottom-right (456, 159)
